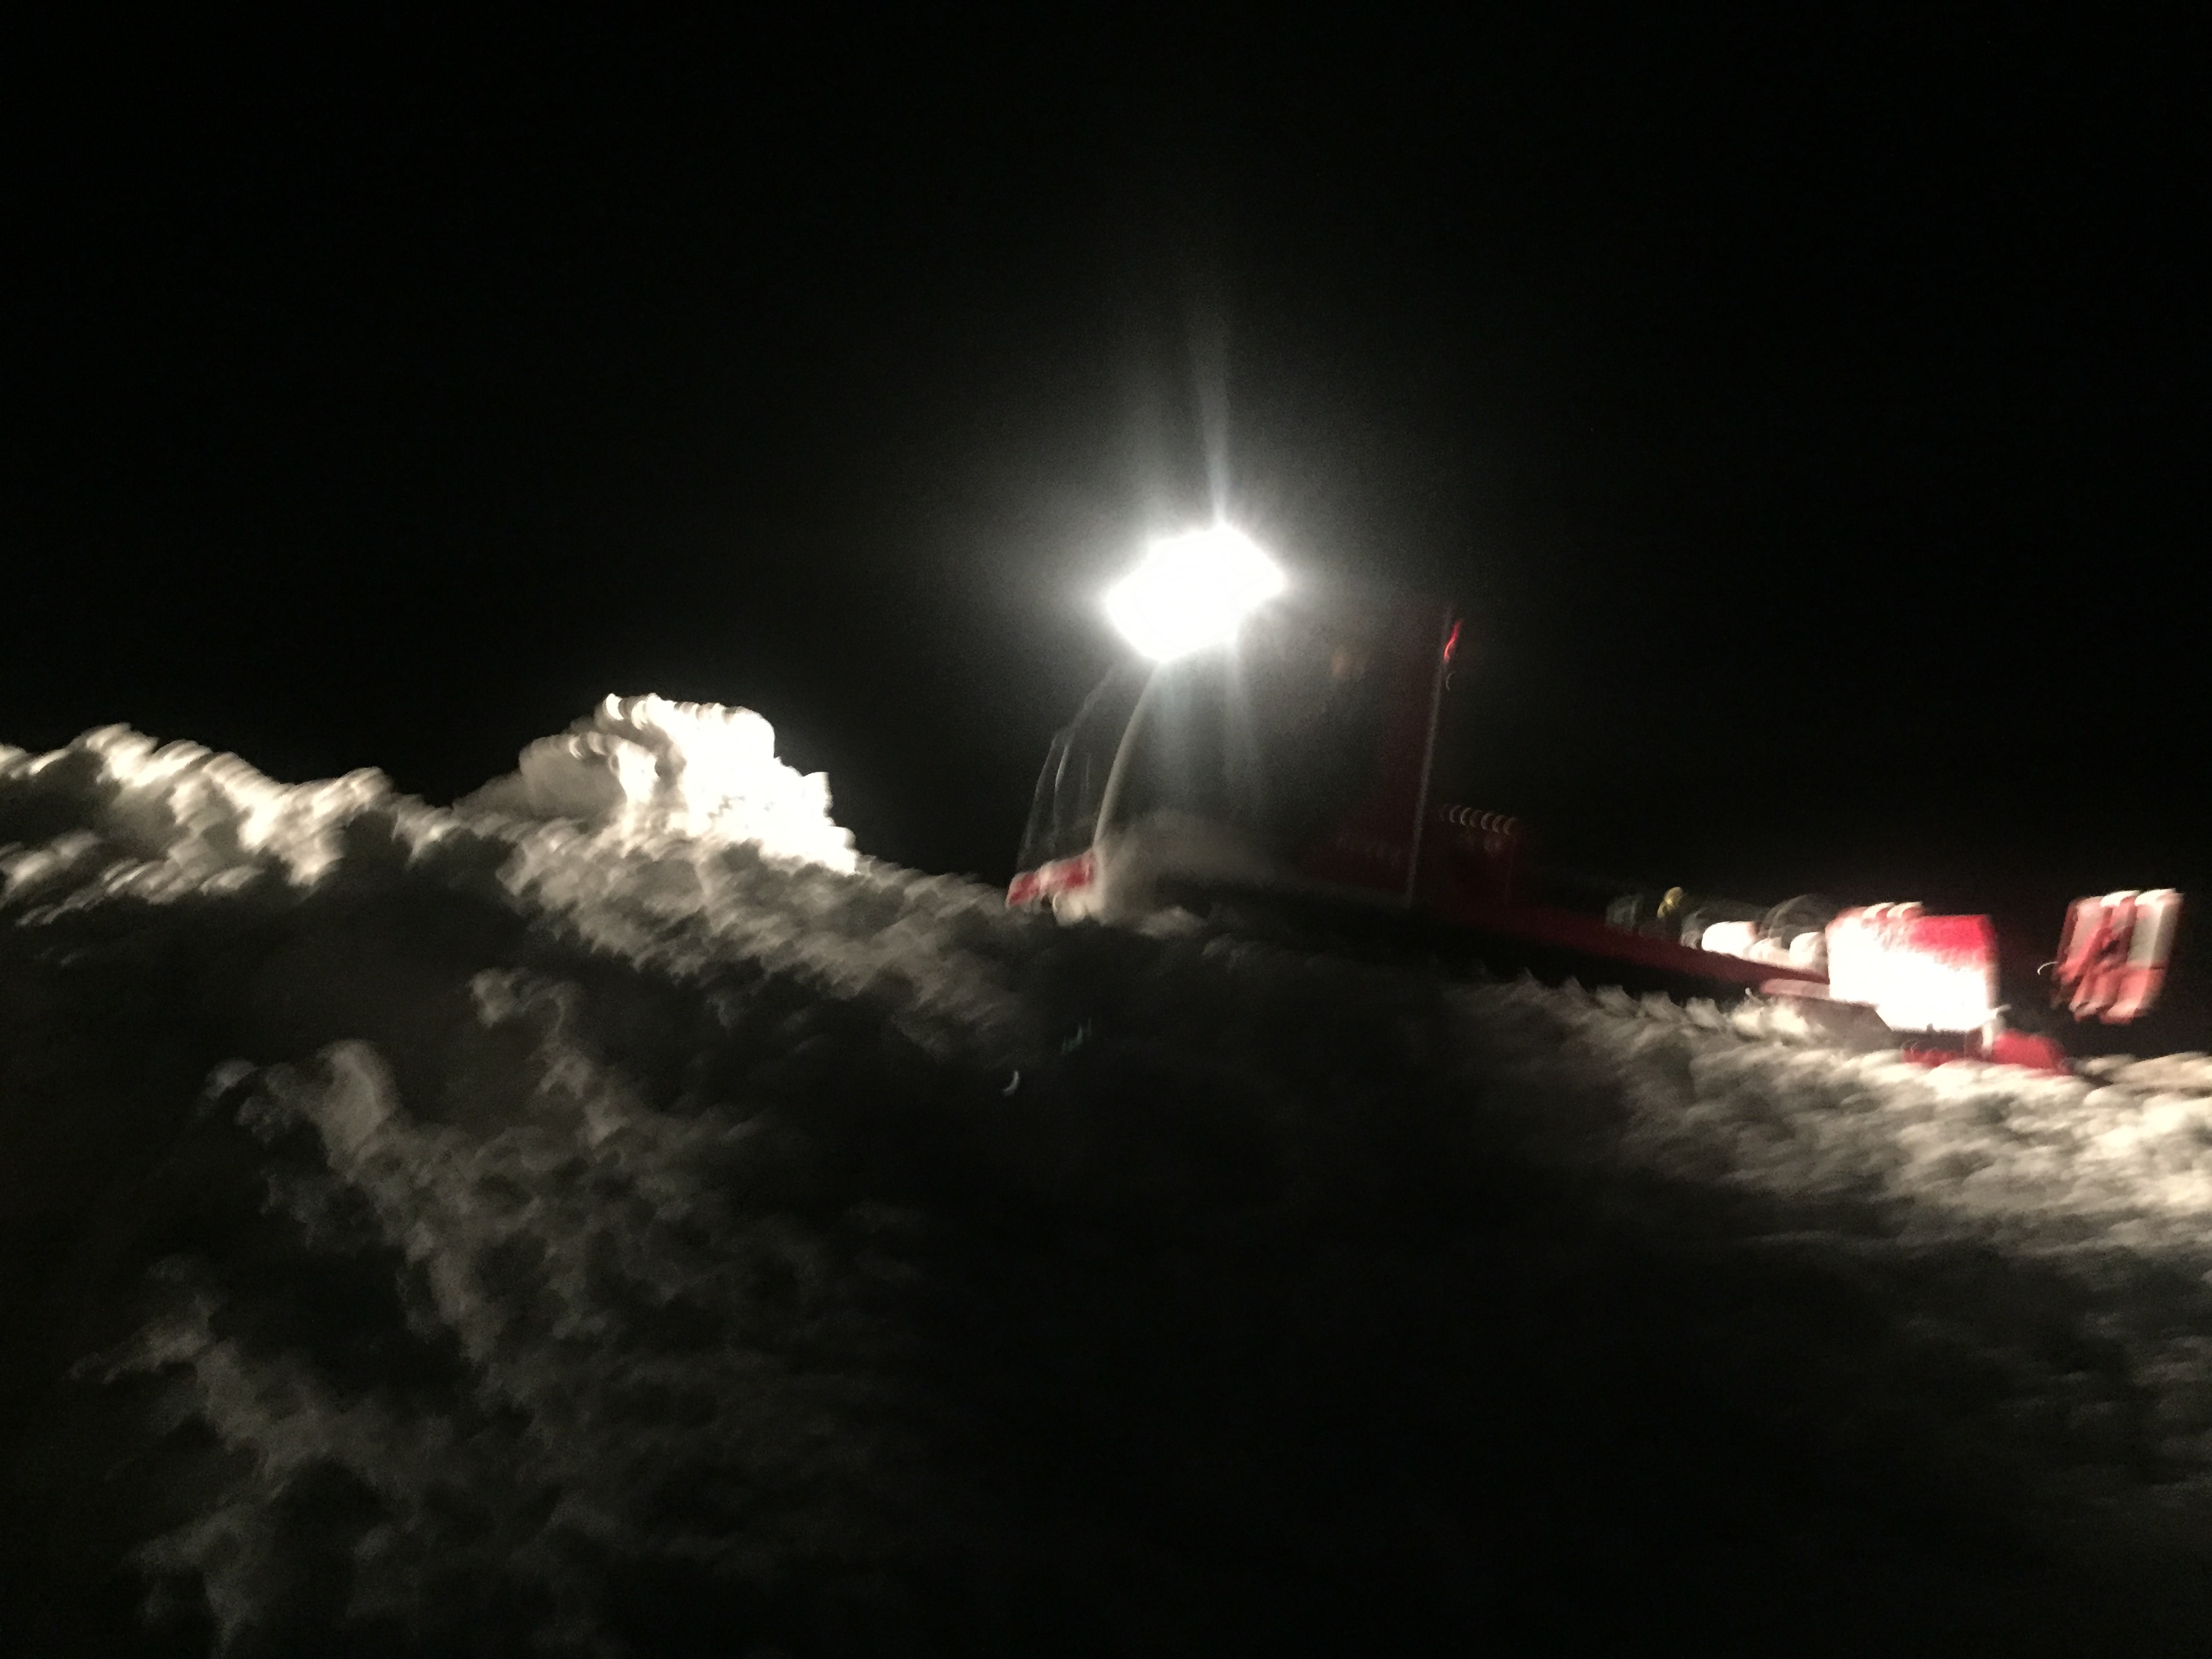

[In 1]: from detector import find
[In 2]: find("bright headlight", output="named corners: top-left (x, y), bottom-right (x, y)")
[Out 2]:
top-left (1103, 525), bottom-right (1287, 661)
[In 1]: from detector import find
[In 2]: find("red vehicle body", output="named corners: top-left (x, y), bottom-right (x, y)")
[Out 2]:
top-left (1010, 584), bottom-right (2179, 1065)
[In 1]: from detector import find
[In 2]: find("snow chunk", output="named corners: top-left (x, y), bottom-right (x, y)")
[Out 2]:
top-left (0, 724), bottom-right (395, 904)
top-left (460, 694), bottom-right (856, 870)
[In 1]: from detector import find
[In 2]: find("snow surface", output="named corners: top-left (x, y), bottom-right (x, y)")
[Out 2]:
top-left (9, 701), bottom-right (2212, 1654)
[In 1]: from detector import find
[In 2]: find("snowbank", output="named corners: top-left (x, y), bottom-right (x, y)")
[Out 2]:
top-left (8, 702), bottom-right (2212, 1655)
top-left (0, 725), bottom-right (396, 908)
top-left (459, 693), bottom-right (857, 871)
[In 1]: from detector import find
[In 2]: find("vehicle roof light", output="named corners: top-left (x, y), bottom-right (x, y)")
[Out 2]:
top-left (1103, 525), bottom-right (1287, 661)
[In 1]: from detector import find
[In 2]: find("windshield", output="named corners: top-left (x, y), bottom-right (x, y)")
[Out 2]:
top-left (1016, 663), bottom-right (1148, 870)
top-left (1107, 595), bottom-right (1395, 855)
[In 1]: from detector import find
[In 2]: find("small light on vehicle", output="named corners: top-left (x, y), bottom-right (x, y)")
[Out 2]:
top-left (1103, 525), bottom-right (1287, 661)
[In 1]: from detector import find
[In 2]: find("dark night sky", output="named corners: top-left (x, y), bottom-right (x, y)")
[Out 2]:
top-left (3, 16), bottom-right (2202, 928)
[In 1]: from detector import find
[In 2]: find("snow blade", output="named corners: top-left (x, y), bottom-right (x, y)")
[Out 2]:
top-left (2053, 889), bottom-right (2183, 1024)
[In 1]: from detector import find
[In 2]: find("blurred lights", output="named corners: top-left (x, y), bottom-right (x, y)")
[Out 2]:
top-left (1104, 525), bottom-right (1286, 661)
top-left (1826, 904), bottom-right (1998, 1033)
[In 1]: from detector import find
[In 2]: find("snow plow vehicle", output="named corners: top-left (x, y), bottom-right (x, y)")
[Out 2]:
top-left (1009, 526), bottom-right (2182, 1070)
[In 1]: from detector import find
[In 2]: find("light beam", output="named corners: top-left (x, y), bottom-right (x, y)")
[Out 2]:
top-left (1103, 525), bottom-right (1286, 661)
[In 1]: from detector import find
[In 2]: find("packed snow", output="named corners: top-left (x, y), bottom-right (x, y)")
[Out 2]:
top-left (7, 699), bottom-right (2212, 1655)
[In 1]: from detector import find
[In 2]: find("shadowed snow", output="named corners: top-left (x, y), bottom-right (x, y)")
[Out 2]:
top-left (7, 703), bottom-right (2212, 1656)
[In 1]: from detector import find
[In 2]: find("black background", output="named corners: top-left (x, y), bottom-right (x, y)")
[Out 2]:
top-left (3, 16), bottom-right (2201, 965)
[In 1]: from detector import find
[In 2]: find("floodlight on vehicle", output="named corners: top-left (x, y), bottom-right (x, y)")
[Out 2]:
top-left (1103, 525), bottom-right (1287, 661)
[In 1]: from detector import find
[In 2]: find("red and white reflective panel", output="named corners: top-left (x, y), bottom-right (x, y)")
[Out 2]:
top-left (2054, 889), bottom-right (2182, 1024)
top-left (1006, 850), bottom-right (1097, 909)
top-left (1433, 804), bottom-right (1523, 907)
top-left (1826, 903), bottom-right (1999, 1033)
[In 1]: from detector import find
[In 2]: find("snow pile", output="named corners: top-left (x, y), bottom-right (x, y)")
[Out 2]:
top-left (0, 726), bottom-right (398, 908)
top-left (461, 694), bottom-right (857, 870)
top-left (12, 707), bottom-right (2212, 1654)
top-left (1499, 985), bottom-right (2212, 1263)
top-left (1465, 981), bottom-right (2212, 1538)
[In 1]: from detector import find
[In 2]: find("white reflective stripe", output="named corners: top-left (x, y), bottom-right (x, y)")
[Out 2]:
top-left (1440, 806), bottom-right (1519, 834)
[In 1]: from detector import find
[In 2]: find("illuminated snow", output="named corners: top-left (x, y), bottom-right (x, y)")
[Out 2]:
top-left (8, 703), bottom-right (2212, 1651)
top-left (461, 693), bottom-right (857, 870)
top-left (0, 726), bottom-right (395, 907)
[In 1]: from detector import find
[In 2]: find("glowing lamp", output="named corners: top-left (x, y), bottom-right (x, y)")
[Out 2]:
top-left (1103, 525), bottom-right (1287, 661)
